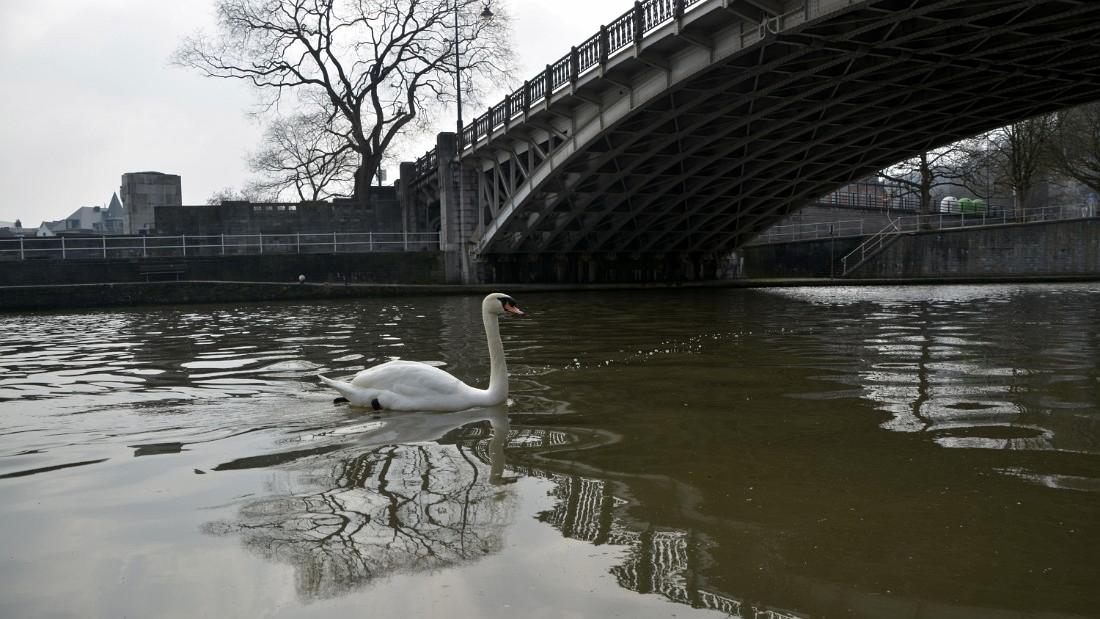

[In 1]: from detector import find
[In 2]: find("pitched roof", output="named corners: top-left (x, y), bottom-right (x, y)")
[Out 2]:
top-left (107, 192), bottom-right (124, 217)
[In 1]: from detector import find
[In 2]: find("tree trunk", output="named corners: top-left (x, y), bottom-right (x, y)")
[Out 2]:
top-left (918, 153), bottom-right (935, 230)
top-left (1015, 183), bottom-right (1030, 218)
top-left (352, 160), bottom-right (375, 206)
top-left (919, 184), bottom-right (934, 230)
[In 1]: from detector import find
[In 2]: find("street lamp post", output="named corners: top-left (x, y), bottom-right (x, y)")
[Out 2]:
top-left (454, 1), bottom-right (493, 282)
top-left (454, 2), bottom-right (495, 149)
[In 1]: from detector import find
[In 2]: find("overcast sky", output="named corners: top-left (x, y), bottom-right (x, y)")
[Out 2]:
top-left (0, 0), bottom-right (630, 225)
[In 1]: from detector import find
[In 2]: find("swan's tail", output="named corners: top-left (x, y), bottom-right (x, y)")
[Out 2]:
top-left (318, 374), bottom-right (356, 400)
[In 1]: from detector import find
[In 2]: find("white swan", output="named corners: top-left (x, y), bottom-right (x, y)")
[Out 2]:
top-left (318, 293), bottom-right (525, 412)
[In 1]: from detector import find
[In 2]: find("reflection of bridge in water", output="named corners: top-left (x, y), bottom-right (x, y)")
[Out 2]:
top-left (398, 0), bottom-right (1100, 283)
top-left (464, 423), bottom-right (794, 615)
top-left (536, 475), bottom-right (795, 618)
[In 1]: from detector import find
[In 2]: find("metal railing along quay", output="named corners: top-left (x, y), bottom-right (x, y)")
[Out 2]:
top-left (841, 205), bottom-right (1097, 275)
top-left (748, 219), bottom-right (864, 245)
top-left (0, 232), bottom-right (441, 261)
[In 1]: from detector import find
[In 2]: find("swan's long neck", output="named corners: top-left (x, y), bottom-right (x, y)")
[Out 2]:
top-left (483, 310), bottom-right (508, 403)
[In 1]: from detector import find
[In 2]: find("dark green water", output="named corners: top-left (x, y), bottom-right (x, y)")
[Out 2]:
top-left (2, 284), bottom-right (1099, 617)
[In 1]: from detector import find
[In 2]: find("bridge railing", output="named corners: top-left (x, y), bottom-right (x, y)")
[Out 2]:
top-left (748, 219), bottom-right (865, 245)
top-left (840, 205), bottom-right (1097, 275)
top-left (576, 32), bottom-right (601, 68)
top-left (417, 0), bottom-right (811, 179)
top-left (0, 232), bottom-right (442, 262)
top-left (412, 150), bottom-right (438, 180)
top-left (452, 0), bottom-right (711, 150)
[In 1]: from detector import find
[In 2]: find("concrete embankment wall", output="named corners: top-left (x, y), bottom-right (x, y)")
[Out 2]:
top-left (739, 236), bottom-right (864, 278)
top-left (850, 218), bottom-right (1100, 278)
top-left (0, 281), bottom-right (393, 311)
top-left (0, 252), bottom-right (445, 287)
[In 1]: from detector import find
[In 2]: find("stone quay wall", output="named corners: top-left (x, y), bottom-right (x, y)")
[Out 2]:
top-left (0, 252), bottom-right (445, 287)
top-left (850, 218), bottom-right (1100, 279)
top-left (739, 236), bottom-right (864, 278)
top-left (0, 281), bottom-right (382, 312)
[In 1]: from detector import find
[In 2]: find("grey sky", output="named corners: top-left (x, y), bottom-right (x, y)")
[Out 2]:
top-left (0, 0), bottom-right (630, 225)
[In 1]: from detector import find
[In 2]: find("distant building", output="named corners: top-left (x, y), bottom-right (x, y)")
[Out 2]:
top-left (50, 193), bottom-right (128, 235)
top-left (105, 192), bottom-right (127, 234)
top-left (63, 206), bottom-right (109, 233)
top-left (821, 180), bottom-right (892, 210)
top-left (121, 172), bottom-right (182, 234)
top-left (0, 220), bottom-right (54, 238)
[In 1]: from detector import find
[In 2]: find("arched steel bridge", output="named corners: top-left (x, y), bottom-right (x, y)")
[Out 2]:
top-left (404, 0), bottom-right (1100, 272)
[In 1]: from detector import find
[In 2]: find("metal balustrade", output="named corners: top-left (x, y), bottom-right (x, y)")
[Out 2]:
top-left (607, 13), bottom-right (633, 50)
top-left (437, 0), bottom-right (714, 154)
top-left (841, 205), bottom-right (1098, 275)
top-left (576, 34), bottom-right (600, 68)
top-left (747, 219), bottom-right (865, 245)
top-left (412, 150), bottom-right (438, 180)
top-left (0, 232), bottom-right (442, 262)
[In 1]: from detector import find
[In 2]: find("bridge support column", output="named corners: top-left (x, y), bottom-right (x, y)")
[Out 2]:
top-left (437, 132), bottom-right (482, 283)
top-left (397, 161), bottom-right (416, 243)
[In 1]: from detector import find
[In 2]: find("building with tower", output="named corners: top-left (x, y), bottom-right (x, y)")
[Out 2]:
top-left (120, 172), bottom-right (181, 234)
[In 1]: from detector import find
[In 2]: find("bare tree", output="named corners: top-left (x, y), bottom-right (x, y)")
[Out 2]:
top-left (967, 114), bottom-right (1058, 216)
top-left (1048, 102), bottom-right (1100, 194)
top-left (176, 0), bottom-right (514, 203)
top-left (206, 185), bottom-right (271, 204)
top-left (248, 111), bottom-right (358, 202)
top-left (879, 146), bottom-right (972, 227)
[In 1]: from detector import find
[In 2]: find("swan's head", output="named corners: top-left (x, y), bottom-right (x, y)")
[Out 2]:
top-left (483, 293), bottom-right (525, 317)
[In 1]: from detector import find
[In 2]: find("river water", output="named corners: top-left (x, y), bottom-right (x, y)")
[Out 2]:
top-left (1, 284), bottom-right (1099, 618)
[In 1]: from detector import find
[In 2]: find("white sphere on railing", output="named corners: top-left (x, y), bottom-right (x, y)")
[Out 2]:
top-left (298, 274), bottom-right (306, 283)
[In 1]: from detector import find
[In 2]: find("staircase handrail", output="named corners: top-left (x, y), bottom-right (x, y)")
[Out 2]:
top-left (840, 217), bottom-right (903, 275)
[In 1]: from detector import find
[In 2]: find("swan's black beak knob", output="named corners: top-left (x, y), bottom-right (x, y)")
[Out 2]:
top-left (500, 296), bottom-right (525, 315)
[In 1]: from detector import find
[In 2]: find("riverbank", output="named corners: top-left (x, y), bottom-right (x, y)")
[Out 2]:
top-left (4, 275), bottom-right (1100, 312)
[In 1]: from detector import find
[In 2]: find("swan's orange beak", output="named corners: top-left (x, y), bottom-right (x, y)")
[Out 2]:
top-left (505, 303), bottom-right (525, 316)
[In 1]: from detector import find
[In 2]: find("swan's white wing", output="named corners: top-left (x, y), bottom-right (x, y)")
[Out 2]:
top-left (350, 360), bottom-right (469, 397)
